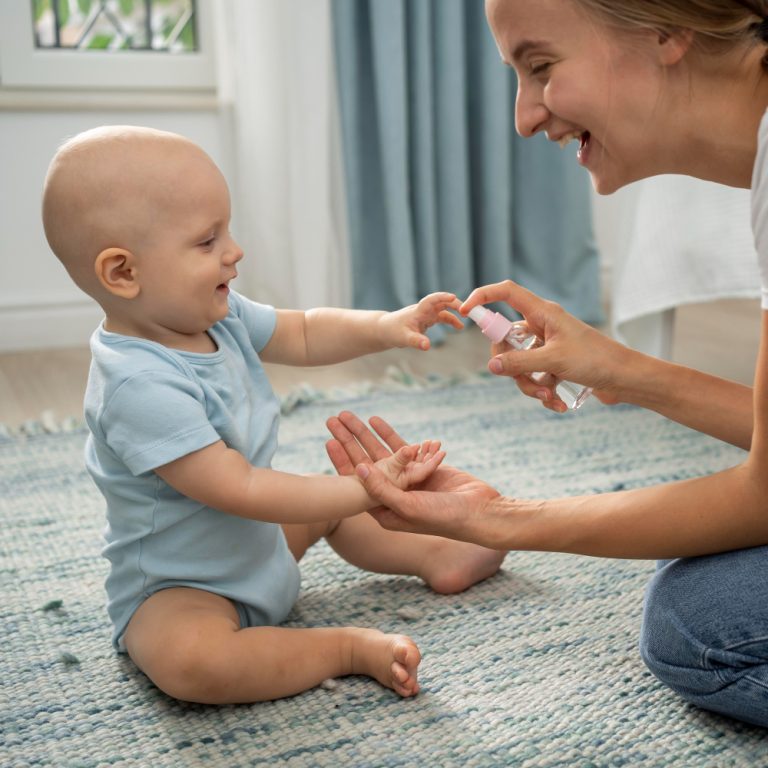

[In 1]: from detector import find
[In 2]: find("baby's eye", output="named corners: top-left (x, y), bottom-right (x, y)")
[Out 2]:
top-left (199, 236), bottom-right (216, 249)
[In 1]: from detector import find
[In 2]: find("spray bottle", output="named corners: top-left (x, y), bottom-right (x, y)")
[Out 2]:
top-left (468, 305), bottom-right (592, 410)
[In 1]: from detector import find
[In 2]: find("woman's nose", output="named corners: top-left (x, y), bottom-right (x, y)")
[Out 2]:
top-left (515, 85), bottom-right (549, 138)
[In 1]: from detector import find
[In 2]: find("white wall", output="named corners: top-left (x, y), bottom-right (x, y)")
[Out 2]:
top-left (0, 105), bottom-right (230, 352)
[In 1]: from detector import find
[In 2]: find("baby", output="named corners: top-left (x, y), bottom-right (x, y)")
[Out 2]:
top-left (42, 126), bottom-right (506, 704)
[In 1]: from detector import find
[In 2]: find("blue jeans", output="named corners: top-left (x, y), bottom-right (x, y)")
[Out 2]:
top-left (640, 546), bottom-right (768, 727)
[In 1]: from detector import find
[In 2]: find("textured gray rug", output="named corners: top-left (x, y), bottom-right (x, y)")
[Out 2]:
top-left (2, 371), bottom-right (766, 766)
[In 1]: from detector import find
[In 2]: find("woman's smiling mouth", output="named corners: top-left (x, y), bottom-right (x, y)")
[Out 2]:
top-left (556, 130), bottom-right (591, 156)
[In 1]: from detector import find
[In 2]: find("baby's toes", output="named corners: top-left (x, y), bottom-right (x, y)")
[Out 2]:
top-left (393, 638), bottom-right (420, 672)
top-left (391, 662), bottom-right (419, 697)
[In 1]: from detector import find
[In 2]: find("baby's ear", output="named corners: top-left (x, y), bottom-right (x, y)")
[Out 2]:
top-left (94, 247), bottom-right (140, 299)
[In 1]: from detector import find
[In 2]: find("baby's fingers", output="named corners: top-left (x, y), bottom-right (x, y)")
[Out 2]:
top-left (418, 439), bottom-right (441, 460)
top-left (405, 449), bottom-right (446, 486)
top-left (392, 444), bottom-right (419, 468)
top-left (407, 332), bottom-right (432, 351)
top-left (437, 309), bottom-right (464, 330)
top-left (421, 291), bottom-right (460, 309)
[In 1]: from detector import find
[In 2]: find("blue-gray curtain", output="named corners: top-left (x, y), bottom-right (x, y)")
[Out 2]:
top-left (331, 0), bottom-right (603, 325)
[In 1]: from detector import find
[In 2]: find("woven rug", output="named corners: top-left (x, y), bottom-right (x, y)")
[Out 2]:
top-left (2, 371), bottom-right (766, 767)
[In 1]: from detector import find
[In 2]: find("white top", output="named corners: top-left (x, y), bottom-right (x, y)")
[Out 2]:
top-left (752, 108), bottom-right (768, 310)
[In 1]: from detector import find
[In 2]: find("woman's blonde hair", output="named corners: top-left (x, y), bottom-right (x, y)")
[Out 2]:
top-left (572, 0), bottom-right (768, 68)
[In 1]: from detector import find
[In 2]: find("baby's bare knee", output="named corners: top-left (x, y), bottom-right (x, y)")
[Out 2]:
top-left (135, 633), bottom-right (236, 704)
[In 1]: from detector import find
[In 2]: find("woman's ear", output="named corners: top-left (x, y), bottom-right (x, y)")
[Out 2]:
top-left (94, 247), bottom-right (140, 299)
top-left (656, 27), bottom-right (694, 66)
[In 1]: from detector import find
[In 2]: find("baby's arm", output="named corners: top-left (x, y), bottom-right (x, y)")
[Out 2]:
top-left (260, 293), bottom-right (463, 367)
top-left (154, 439), bottom-right (444, 524)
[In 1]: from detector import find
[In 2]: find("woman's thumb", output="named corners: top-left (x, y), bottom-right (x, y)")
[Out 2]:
top-left (356, 462), bottom-right (403, 508)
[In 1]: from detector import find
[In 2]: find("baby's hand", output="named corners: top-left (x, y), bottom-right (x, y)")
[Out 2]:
top-left (374, 440), bottom-right (446, 490)
top-left (380, 292), bottom-right (463, 351)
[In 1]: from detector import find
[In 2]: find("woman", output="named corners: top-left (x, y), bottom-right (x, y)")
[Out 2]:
top-left (325, 0), bottom-right (768, 727)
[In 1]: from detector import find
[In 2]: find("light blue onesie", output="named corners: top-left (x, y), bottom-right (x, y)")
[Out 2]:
top-left (84, 291), bottom-right (301, 650)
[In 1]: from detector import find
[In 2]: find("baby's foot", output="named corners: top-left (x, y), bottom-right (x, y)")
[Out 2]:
top-left (420, 540), bottom-right (507, 595)
top-left (350, 629), bottom-right (421, 697)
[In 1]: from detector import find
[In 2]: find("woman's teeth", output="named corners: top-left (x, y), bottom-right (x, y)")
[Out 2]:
top-left (558, 131), bottom-right (584, 149)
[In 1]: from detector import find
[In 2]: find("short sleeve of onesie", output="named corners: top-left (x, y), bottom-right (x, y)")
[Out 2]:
top-left (227, 291), bottom-right (277, 352)
top-left (101, 370), bottom-right (221, 476)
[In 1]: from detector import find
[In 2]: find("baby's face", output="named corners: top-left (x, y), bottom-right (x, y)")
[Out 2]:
top-left (126, 141), bottom-right (244, 342)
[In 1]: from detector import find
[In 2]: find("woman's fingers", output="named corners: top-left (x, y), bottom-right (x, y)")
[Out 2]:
top-left (328, 412), bottom-right (425, 478)
top-left (460, 280), bottom-right (540, 318)
top-left (325, 438), bottom-right (355, 476)
top-left (367, 507), bottom-right (419, 534)
top-left (325, 415), bottom-right (374, 466)
top-left (336, 411), bottom-right (396, 461)
top-left (367, 415), bottom-right (409, 452)
top-left (355, 462), bottom-right (410, 512)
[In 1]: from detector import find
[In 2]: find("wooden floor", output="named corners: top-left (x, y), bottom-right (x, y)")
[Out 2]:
top-left (0, 298), bottom-right (760, 428)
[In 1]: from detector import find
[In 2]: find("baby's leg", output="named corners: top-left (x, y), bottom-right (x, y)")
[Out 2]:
top-left (327, 513), bottom-right (506, 594)
top-left (123, 587), bottom-right (420, 704)
top-left (281, 520), bottom-right (335, 562)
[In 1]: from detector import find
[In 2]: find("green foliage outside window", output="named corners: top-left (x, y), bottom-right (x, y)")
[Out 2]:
top-left (31, 0), bottom-right (197, 52)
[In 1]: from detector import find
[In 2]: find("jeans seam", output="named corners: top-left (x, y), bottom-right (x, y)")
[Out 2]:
top-left (705, 635), bottom-right (768, 688)
top-left (743, 673), bottom-right (768, 692)
top-left (721, 633), bottom-right (768, 654)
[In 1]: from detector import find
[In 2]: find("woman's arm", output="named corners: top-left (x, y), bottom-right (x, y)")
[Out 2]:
top-left (599, 344), bottom-right (753, 450)
top-left (461, 281), bottom-right (754, 449)
top-left (473, 464), bottom-right (767, 558)
top-left (328, 410), bottom-right (768, 559)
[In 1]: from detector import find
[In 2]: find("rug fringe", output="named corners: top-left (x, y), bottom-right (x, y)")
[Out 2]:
top-left (0, 410), bottom-right (84, 440)
top-left (0, 363), bottom-right (492, 438)
top-left (279, 362), bottom-right (492, 414)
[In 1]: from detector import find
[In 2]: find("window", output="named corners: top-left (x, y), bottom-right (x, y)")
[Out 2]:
top-left (32, 0), bottom-right (198, 53)
top-left (0, 0), bottom-right (214, 89)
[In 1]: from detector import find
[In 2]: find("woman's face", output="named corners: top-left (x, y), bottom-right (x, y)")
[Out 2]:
top-left (486, 0), bottom-right (672, 194)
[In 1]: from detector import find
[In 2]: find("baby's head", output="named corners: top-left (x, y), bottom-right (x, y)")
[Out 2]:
top-left (43, 126), bottom-right (243, 344)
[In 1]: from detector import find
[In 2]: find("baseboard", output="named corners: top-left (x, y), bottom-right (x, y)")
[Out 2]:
top-left (0, 300), bottom-right (102, 352)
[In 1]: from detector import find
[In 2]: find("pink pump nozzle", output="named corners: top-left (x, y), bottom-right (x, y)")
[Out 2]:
top-left (468, 305), bottom-right (532, 350)
top-left (468, 306), bottom-right (515, 345)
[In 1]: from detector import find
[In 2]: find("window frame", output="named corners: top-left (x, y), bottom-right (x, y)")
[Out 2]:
top-left (0, 0), bottom-right (215, 90)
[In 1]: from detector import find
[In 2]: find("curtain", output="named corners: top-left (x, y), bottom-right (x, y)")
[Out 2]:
top-left (331, 0), bottom-right (602, 323)
top-left (212, 0), bottom-right (351, 309)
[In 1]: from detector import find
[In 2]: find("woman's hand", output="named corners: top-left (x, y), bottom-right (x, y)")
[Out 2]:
top-left (461, 280), bottom-right (628, 411)
top-left (326, 411), bottom-right (500, 540)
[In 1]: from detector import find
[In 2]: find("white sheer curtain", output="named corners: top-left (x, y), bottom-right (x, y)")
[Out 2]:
top-left (212, 0), bottom-right (351, 309)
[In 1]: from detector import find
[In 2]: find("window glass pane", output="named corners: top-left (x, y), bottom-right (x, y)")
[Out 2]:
top-left (31, 0), bottom-right (198, 52)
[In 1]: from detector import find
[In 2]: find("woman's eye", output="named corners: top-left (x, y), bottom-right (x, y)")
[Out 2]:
top-left (531, 62), bottom-right (551, 76)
